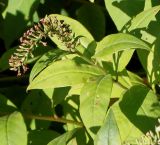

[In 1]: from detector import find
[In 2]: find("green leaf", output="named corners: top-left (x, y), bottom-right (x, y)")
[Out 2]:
top-left (29, 49), bottom-right (67, 82)
top-left (114, 50), bottom-right (135, 72)
top-left (128, 5), bottom-right (160, 31)
top-left (28, 130), bottom-right (60, 145)
top-left (76, 4), bottom-right (105, 41)
top-left (47, 129), bottom-right (78, 145)
top-left (127, 6), bottom-right (160, 86)
top-left (94, 33), bottom-right (150, 59)
top-left (27, 59), bottom-right (104, 90)
top-left (94, 110), bottom-right (121, 145)
top-left (0, 111), bottom-right (27, 145)
top-left (105, 0), bottom-right (144, 31)
top-left (46, 14), bottom-right (94, 50)
top-left (107, 85), bottom-right (160, 143)
top-left (0, 93), bottom-right (16, 113)
top-left (2, 0), bottom-right (40, 48)
top-left (111, 82), bottom-right (126, 99)
top-left (0, 48), bottom-right (16, 72)
top-left (80, 75), bottom-right (113, 138)
top-left (127, 71), bottom-right (144, 86)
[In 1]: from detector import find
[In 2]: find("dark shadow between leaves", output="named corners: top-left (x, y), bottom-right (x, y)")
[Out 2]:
top-left (112, 0), bottom-right (144, 18)
top-left (90, 126), bottom-right (100, 135)
top-left (52, 86), bottom-right (71, 106)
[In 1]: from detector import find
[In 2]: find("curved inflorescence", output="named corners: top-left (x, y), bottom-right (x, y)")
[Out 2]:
top-left (9, 16), bottom-right (80, 76)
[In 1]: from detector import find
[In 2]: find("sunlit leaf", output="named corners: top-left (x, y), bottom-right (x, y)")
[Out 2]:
top-left (0, 111), bottom-right (27, 145)
top-left (94, 110), bottom-right (121, 145)
top-left (102, 85), bottom-right (160, 143)
top-left (30, 49), bottom-right (67, 82)
top-left (128, 5), bottom-right (160, 31)
top-left (28, 59), bottom-right (105, 90)
top-left (94, 33), bottom-right (150, 59)
top-left (80, 75), bottom-right (112, 138)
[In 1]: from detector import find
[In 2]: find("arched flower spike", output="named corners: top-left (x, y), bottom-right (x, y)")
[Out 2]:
top-left (9, 16), bottom-right (80, 76)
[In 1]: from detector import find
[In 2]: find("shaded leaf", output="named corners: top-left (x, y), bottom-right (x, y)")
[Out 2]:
top-left (109, 85), bottom-right (160, 143)
top-left (128, 5), bottom-right (160, 31)
top-left (28, 130), bottom-right (60, 145)
top-left (76, 4), bottom-right (105, 41)
top-left (0, 93), bottom-right (16, 113)
top-left (105, 0), bottom-right (144, 31)
top-left (0, 48), bottom-right (16, 72)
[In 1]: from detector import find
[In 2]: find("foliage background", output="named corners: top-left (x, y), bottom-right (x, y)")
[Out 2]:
top-left (0, 0), bottom-right (160, 145)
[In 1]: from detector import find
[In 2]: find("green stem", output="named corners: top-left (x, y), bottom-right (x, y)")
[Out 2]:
top-left (75, 50), bottom-right (106, 74)
top-left (0, 111), bottom-right (83, 127)
top-left (75, 49), bottom-right (129, 90)
top-left (25, 114), bottom-right (83, 127)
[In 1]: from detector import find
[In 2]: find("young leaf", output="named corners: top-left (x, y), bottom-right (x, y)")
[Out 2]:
top-left (94, 33), bottom-right (150, 59)
top-left (94, 110), bottom-right (121, 145)
top-left (47, 128), bottom-right (78, 145)
top-left (0, 111), bottom-right (27, 145)
top-left (128, 5), bottom-right (160, 32)
top-left (27, 59), bottom-right (105, 90)
top-left (80, 75), bottom-right (113, 138)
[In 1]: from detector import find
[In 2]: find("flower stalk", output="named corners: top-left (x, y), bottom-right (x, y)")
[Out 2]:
top-left (9, 16), bottom-right (80, 76)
